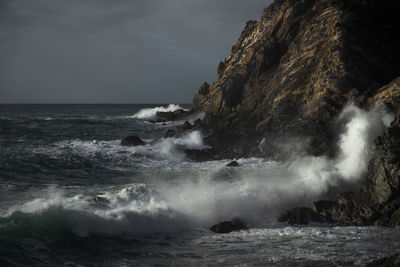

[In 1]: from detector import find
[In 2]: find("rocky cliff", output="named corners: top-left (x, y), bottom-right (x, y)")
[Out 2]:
top-left (191, 0), bottom-right (400, 226)
top-left (193, 0), bottom-right (400, 159)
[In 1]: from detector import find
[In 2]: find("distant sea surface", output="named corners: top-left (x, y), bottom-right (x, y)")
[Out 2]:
top-left (0, 104), bottom-right (398, 266)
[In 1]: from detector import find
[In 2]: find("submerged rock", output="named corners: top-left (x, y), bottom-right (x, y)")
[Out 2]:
top-left (226, 160), bottom-right (239, 167)
top-left (156, 109), bottom-right (192, 121)
top-left (185, 149), bottom-right (214, 162)
top-left (210, 219), bottom-right (246, 234)
top-left (121, 135), bottom-right (146, 146)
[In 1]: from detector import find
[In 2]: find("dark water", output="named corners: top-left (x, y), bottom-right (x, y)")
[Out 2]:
top-left (0, 104), bottom-right (399, 266)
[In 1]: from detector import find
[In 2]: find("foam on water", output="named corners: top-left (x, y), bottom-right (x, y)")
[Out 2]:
top-left (0, 103), bottom-right (394, 237)
top-left (131, 104), bottom-right (187, 120)
top-left (1, 103), bottom-right (398, 266)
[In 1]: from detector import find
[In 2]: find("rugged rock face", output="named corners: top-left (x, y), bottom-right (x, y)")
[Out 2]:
top-left (193, 0), bottom-right (400, 159)
top-left (190, 0), bottom-right (400, 227)
top-left (278, 79), bottom-right (400, 227)
top-left (331, 80), bottom-right (400, 226)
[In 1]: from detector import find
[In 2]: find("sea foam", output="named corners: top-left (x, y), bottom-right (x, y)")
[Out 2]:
top-left (132, 104), bottom-right (187, 120)
top-left (1, 103), bottom-right (393, 235)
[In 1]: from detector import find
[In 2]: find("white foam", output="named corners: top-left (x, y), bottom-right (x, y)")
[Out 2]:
top-left (131, 104), bottom-right (187, 120)
top-left (2, 103), bottom-right (393, 235)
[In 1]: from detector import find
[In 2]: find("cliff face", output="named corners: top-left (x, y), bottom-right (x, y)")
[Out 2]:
top-left (333, 79), bottom-right (400, 226)
top-left (191, 0), bottom-right (400, 226)
top-left (193, 0), bottom-right (400, 159)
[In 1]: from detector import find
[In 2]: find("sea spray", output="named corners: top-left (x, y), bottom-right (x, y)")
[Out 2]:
top-left (0, 103), bottom-right (393, 235)
top-left (132, 104), bottom-right (187, 120)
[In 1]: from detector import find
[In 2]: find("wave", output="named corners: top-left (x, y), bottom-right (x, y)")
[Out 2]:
top-left (0, 103), bottom-right (393, 237)
top-left (0, 184), bottom-right (187, 237)
top-left (26, 130), bottom-right (206, 171)
top-left (131, 104), bottom-right (187, 120)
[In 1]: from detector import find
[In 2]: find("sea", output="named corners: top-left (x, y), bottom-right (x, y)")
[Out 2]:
top-left (0, 104), bottom-right (399, 266)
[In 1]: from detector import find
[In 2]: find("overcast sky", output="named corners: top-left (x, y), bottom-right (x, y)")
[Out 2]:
top-left (0, 0), bottom-right (271, 103)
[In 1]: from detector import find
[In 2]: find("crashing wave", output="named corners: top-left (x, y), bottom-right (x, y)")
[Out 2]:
top-left (132, 104), bottom-right (187, 120)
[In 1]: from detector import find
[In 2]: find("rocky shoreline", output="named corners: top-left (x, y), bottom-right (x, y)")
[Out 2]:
top-left (191, 0), bottom-right (400, 229)
top-left (122, 0), bottom-right (400, 231)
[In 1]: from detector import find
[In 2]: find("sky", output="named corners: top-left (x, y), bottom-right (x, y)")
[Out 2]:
top-left (0, 0), bottom-right (271, 104)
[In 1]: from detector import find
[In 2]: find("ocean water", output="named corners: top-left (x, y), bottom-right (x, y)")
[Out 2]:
top-left (0, 104), bottom-right (399, 266)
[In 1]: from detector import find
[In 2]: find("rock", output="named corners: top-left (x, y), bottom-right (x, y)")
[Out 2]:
top-left (310, 200), bottom-right (337, 214)
top-left (188, 0), bottom-right (400, 228)
top-left (91, 196), bottom-right (109, 204)
top-left (181, 121), bottom-right (193, 131)
top-left (193, 119), bottom-right (202, 127)
top-left (164, 129), bottom-right (176, 138)
top-left (244, 20), bottom-right (257, 30)
top-left (210, 219), bottom-right (246, 234)
top-left (217, 61), bottom-right (226, 78)
top-left (121, 135), bottom-right (146, 146)
top-left (185, 149), bottom-right (214, 162)
top-left (191, 0), bottom-right (400, 160)
top-left (367, 253), bottom-right (400, 267)
top-left (226, 160), bottom-right (239, 167)
top-left (278, 207), bottom-right (322, 225)
top-left (156, 109), bottom-right (192, 121)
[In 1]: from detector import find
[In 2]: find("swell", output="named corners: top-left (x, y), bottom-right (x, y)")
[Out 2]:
top-left (0, 103), bottom-right (393, 241)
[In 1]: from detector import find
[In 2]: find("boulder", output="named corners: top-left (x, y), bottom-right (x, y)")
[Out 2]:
top-left (164, 129), bottom-right (176, 138)
top-left (278, 207), bottom-right (322, 225)
top-left (194, 119), bottom-right (202, 127)
top-left (121, 135), bottom-right (146, 146)
top-left (227, 160), bottom-right (239, 167)
top-left (181, 121), bottom-right (193, 131)
top-left (156, 109), bottom-right (192, 121)
top-left (185, 149), bottom-right (214, 162)
top-left (210, 219), bottom-right (246, 233)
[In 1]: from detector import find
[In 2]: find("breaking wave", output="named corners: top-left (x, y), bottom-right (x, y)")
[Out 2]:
top-left (0, 103), bottom-right (393, 237)
top-left (132, 104), bottom-right (187, 120)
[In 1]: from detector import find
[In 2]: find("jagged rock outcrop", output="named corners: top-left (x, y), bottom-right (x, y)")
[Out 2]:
top-left (330, 80), bottom-right (400, 226)
top-left (190, 0), bottom-right (400, 227)
top-left (279, 79), bottom-right (400, 227)
top-left (193, 0), bottom-right (400, 159)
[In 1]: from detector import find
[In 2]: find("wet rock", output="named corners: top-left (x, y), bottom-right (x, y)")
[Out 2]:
top-left (188, 0), bottom-right (400, 227)
top-left (147, 118), bottom-right (167, 124)
top-left (310, 200), bottom-right (337, 213)
top-left (121, 135), bottom-right (146, 146)
top-left (367, 253), bottom-right (400, 267)
top-left (156, 109), bottom-right (192, 121)
top-left (210, 219), bottom-right (246, 234)
top-left (226, 160), bottom-right (239, 167)
top-left (164, 129), bottom-right (176, 138)
top-left (278, 207), bottom-right (322, 225)
top-left (181, 121), bottom-right (193, 131)
top-left (194, 119), bottom-right (202, 127)
top-left (192, 0), bottom-right (400, 160)
top-left (185, 149), bottom-right (214, 162)
top-left (91, 196), bottom-right (110, 204)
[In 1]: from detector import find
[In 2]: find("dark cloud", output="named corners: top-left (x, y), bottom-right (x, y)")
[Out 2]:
top-left (0, 0), bottom-right (271, 103)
